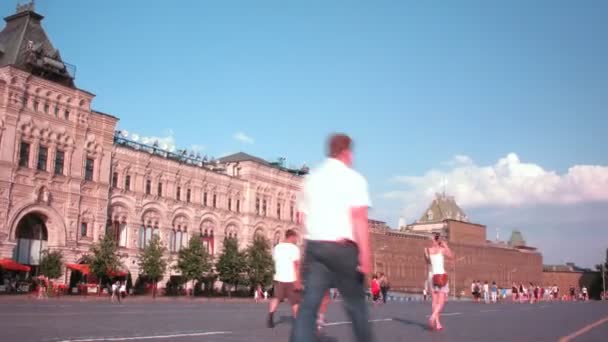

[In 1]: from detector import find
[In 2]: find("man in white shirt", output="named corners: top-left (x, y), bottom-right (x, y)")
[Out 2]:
top-left (290, 134), bottom-right (373, 342)
top-left (268, 229), bottom-right (300, 328)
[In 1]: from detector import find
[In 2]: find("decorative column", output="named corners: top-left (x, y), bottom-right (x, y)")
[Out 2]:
top-left (65, 146), bottom-right (74, 177)
top-left (29, 137), bottom-right (39, 168)
top-left (48, 142), bottom-right (56, 174)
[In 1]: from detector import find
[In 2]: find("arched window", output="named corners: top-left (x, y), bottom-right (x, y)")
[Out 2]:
top-left (274, 231), bottom-right (281, 246)
top-left (169, 229), bottom-right (176, 252)
top-left (119, 223), bottom-right (127, 247)
top-left (175, 230), bottom-right (182, 252)
top-left (138, 225), bottom-right (145, 249)
top-left (201, 220), bottom-right (215, 255)
top-left (145, 225), bottom-right (153, 246)
top-left (182, 228), bottom-right (189, 248)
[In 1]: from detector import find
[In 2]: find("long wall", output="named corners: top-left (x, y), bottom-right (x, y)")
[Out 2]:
top-left (371, 231), bottom-right (543, 295)
top-left (542, 271), bottom-right (601, 296)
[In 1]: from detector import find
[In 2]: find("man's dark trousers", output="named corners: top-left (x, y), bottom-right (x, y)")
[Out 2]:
top-left (290, 240), bottom-right (372, 342)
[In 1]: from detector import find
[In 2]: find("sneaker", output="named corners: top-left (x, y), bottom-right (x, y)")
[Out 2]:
top-left (267, 312), bottom-right (274, 328)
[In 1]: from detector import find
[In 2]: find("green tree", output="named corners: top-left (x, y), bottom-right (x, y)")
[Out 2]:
top-left (88, 233), bottom-right (121, 293)
top-left (175, 236), bottom-right (211, 296)
top-left (39, 250), bottom-right (64, 280)
top-left (216, 237), bottom-right (247, 297)
top-left (138, 235), bottom-right (167, 298)
top-left (594, 248), bottom-right (608, 299)
top-left (246, 236), bottom-right (274, 290)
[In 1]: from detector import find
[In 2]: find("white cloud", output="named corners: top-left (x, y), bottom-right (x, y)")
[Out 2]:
top-left (189, 144), bottom-right (206, 153)
top-left (385, 153), bottom-right (608, 221)
top-left (136, 129), bottom-right (176, 152)
top-left (233, 131), bottom-right (254, 144)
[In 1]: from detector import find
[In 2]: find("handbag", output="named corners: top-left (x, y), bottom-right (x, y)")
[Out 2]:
top-left (432, 274), bottom-right (448, 287)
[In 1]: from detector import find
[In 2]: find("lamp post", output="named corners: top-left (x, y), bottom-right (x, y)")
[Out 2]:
top-left (453, 256), bottom-right (466, 298)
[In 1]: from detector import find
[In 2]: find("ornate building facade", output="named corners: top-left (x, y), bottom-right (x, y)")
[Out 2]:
top-left (0, 5), bottom-right (305, 283)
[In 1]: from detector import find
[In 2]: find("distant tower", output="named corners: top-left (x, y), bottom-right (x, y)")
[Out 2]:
top-left (398, 217), bottom-right (405, 229)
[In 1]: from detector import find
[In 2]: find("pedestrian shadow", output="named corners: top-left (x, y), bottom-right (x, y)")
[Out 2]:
top-left (392, 317), bottom-right (432, 331)
top-left (316, 333), bottom-right (339, 342)
top-left (275, 315), bottom-right (295, 327)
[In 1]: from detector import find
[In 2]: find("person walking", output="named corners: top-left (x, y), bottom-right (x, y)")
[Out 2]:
top-left (119, 281), bottom-right (126, 301)
top-left (267, 229), bottom-right (301, 328)
top-left (491, 281), bottom-right (498, 303)
top-left (380, 273), bottom-right (389, 304)
top-left (425, 233), bottom-right (454, 331)
top-left (483, 281), bottom-right (490, 304)
top-left (290, 133), bottom-right (373, 342)
top-left (371, 274), bottom-right (381, 304)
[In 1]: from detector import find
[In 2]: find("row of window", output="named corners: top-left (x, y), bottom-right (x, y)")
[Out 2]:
top-left (112, 172), bottom-right (241, 212)
top-left (19, 141), bottom-right (95, 181)
top-left (136, 226), bottom-right (213, 254)
top-left (255, 197), bottom-right (296, 222)
top-left (24, 95), bottom-right (71, 120)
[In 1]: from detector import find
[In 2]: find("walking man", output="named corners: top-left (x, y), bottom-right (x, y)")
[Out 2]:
top-left (268, 229), bottom-right (301, 328)
top-left (291, 133), bottom-right (373, 342)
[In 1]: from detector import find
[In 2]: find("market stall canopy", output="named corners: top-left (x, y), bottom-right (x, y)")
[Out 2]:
top-left (0, 258), bottom-right (31, 272)
top-left (66, 263), bottom-right (90, 275)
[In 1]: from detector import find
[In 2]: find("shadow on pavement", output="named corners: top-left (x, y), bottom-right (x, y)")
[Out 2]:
top-left (317, 333), bottom-right (339, 342)
top-left (392, 317), bottom-right (432, 331)
top-left (276, 315), bottom-right (295, 327)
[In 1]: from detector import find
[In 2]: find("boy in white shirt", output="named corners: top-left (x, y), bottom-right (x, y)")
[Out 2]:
top-left (267, 230), bottom-right (300, 328)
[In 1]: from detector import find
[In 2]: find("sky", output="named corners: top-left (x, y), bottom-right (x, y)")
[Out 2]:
top-left (3, 1), bottom-right (606, 267)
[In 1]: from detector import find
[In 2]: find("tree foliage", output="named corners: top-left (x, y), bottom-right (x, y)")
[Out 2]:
top-left (88, 233), bottom-right (121, 284)
top-left (39, 250), bottom-right (63, 280)
top-left (175, 236), bottom-right (212, 294)
top-left (246, 236), bottom-right (274, 288)
top-left (590, 248), bottom-right (608, 299)
top-left (216, 237), bottom-right (247, 295)
top-left (138, 235), bottom-right (167, 298)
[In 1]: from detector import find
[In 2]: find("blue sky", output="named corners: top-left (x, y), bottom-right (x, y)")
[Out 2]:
top-left (3, 1), bottom-right (606, 267)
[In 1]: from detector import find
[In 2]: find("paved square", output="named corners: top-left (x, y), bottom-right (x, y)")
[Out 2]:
top-left (0, 297), bottom-right (607, 341)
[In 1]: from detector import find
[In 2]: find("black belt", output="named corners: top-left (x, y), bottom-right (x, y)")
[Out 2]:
top-left (336, 239), bottom-right (357, 247)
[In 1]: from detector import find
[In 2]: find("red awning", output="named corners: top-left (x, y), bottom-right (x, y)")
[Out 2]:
top-left (66, 264), bottom-right (126, 277)
top-left (108, 270), bottom-right (127, 277)
top-left (0, 258), bottom-right (31, 272)
top-left (66, 263), bottom-right (90, 275)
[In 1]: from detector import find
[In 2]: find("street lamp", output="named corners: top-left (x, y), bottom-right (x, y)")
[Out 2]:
top-left (453, 256), bottom-right (465, 298)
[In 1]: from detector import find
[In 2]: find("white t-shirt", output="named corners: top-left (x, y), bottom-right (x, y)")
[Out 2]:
top-left (298, 158), bottom-right (371, 241)
top-left (483, 284), bottom-right (489, 293)
top-left (273, 242), bottom-right (300, 283)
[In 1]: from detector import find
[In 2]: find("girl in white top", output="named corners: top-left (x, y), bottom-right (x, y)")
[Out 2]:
top-left (424, 233), bottom-right (454, 331)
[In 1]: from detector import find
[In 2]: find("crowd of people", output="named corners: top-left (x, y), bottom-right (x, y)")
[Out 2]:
top-left (467, 281), bottom-right (592, 303)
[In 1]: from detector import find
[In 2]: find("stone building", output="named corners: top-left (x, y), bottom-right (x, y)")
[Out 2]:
top-left (0, 4), bottom-right (305, 283)
top-left (373, 194), bottom-right (544, 296)
top-left (0, 4), bottom-right (571, 297)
